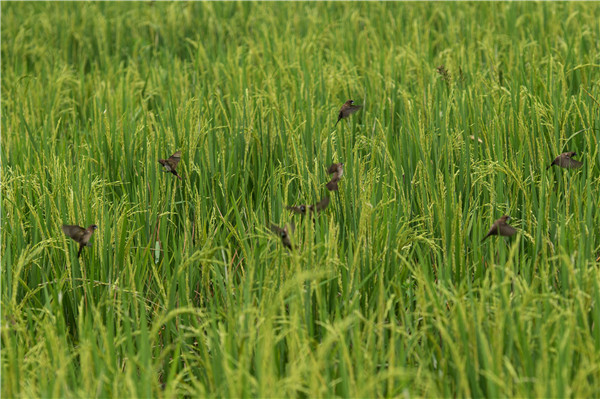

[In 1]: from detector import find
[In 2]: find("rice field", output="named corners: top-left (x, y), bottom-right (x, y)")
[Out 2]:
top-left (2, 2), bottom-right (600, 397)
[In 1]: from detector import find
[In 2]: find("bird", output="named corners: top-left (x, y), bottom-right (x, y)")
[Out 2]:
top-left (481, 215), bottom-right (517, 242)
top-left (269, 223), bottom-right (295, 250)
top-left (546, 151), bottom-right (583, 170)
top-left (286, 196), bottom-right (330, 215)
top-left (158, 151), bottom-right (182, 180)
top-left (436, 65), bottom-right (450, 83)
top-left (335, 100), bottom-right (362, 126)
top-left (326, 163), bottom-right (344, 191)
top-left (62, 224), bottom-right (98, 258)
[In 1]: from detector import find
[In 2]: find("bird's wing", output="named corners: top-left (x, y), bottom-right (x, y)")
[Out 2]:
top-left (347, 105), bottom-right (362, 115)
top-left (327, 164), bottom-right (339, 174)
top-left (315, 196), bottom-right (330, 211)
top-left (62, 225), bottom-right (86, 242)
top-left (168, 151), bottom-right (181, 168)
top-left (559, 157), bottom-right (583, 169)
top-left (499, 224), bottom-right (517, 236)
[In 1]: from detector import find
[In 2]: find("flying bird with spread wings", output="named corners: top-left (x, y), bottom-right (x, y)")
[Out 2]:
top-left (158, 151), bottom-right (183, 180)
top-left (481, 215), bottom-right (517, 242)
top-left (335, 100), bottom-right (362, 126)
top-left (62, 224), bottom-right (98, 258)
top-left (547, 151), bottom-right (583, 170)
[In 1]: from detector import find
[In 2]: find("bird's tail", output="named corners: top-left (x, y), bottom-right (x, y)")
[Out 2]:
top-left (77, 245), bottom-right (84, 258)
top-left (335, 118), bottom-right (341, 126)
top-left (174, 172), bottom-right (183, 180)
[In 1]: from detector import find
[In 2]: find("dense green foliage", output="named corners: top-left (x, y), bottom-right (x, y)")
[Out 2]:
top-left (2, 2), bottom-right (600, 397)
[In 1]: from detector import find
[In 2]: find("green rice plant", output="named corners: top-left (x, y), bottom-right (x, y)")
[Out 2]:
top-left (2, 2), bottom-right (599, 397)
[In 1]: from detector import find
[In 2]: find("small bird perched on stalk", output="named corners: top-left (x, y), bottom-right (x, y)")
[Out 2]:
top-left (546, 151), bottom-right (583, 170)
top-left (335, 100), bottom-right (362, 126)
top-left (326, 163), bottom-right (344, 191)
top-left (481, 215), bottom-right (517, 242)
top-left (62, 224), bottom-right (98, 258)
top-left (286, 196), bottom-right (330, 216)
top-left (436, 65), bottom-right (451, 84)
top-left (269, 223), bottom-right (295, 250)
top-left (158, 151), bottom-right (182, 180)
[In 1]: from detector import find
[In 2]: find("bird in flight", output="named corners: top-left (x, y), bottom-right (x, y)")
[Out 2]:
top-left (481, 215), bottom-right (517, 242)
top-left (335, 100), bottom-right (362, 126)
top-left (547, 151), bottom-right (583, 170)
top-left (62, 224), bottom-right (98, 258)
top-left (158, 151), bottom-right (182, 180)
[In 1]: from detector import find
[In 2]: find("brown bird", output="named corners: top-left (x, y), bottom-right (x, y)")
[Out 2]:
top-left (158, 151), bottom-right (182, 180)
top-left (269, 223), bottom-right (295, 250)
top-left (62, 224), bottom-right (98, 258)
top-left (436, 65), bottom-right (450, 83)
top-left (547, 151), bottom-right (583, 170)
top-left (286, 196), bottom-right (330, 215)
top-left (326, 163), bottom-right (344, 191)
top-left (335, 100), bottom-right (362, 126)
top-left (481, 215), bottom-right (517, 242)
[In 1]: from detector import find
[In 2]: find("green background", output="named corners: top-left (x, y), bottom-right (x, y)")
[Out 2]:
top-left (2, 2), bottom-right (599, 397)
